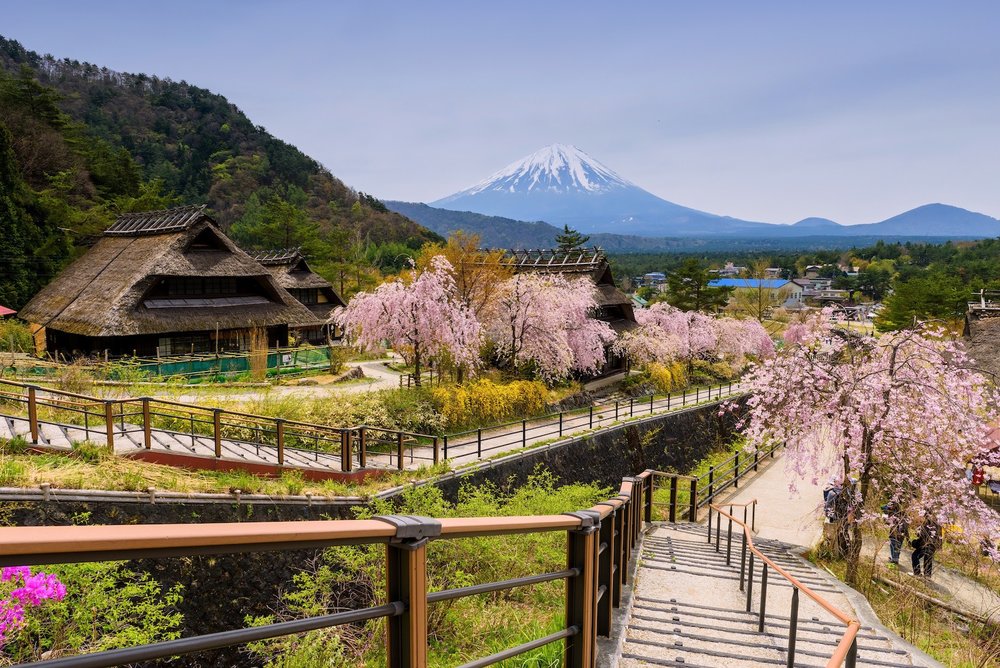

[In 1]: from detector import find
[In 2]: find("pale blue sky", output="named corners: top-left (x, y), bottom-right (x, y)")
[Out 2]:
top-left (4, 1), bottom-right (999, 224)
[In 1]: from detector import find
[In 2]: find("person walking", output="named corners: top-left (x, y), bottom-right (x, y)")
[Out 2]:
top-left (911, 519), bottom-right (942, 578)
top-left (882, 501), bottom-right (908, 569)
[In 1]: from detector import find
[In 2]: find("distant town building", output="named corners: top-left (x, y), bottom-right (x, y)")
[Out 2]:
top-left (708, 278), bottom-right (803, 307)
top-left (711, 262), bottom-right (747, 278)
top-left (19, 205), bottom-right (318, 357)
top-left (642, 271), bottom-right (667, 286)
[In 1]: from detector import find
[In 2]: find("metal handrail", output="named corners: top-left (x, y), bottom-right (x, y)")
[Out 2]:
top-left (0, 473), bottom-right (654, 668)
top-left (708, 503), bottom-right (860, 668)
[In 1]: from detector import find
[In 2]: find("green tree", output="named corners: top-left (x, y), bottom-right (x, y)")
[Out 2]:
top-left (555, 225), bottom-right (590, 251)
top-left (875, 272), bottom-right (967, 331)
top-left (665, 258), bottom-right (732, 312)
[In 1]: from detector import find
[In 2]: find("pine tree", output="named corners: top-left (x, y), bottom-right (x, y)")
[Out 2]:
top-left (554, 225), bottom-right (590, 251)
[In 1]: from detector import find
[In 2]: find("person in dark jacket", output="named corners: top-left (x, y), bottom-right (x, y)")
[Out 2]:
top-left (911, 519), bottom-right (942, 578)
top-left (882, 501), bottom-right (908, 569)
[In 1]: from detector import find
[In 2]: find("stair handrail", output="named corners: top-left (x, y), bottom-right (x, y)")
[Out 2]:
top-left (709, 503), bottom-right (860, 668)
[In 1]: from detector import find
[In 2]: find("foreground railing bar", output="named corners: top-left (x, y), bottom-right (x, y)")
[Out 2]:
top-left (17, 601), bottom-right (405, 668)
top-left (455, 626), bottom-right (578, 668)
top-left (427, 568), bottom-right (577, 603)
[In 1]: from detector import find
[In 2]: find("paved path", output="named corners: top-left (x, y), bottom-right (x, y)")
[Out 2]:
top-left (0, 383), bottom-right (741, 474)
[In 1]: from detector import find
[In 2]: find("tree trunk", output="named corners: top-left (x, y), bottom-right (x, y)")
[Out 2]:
top-left (413, 348), bottom-right (421, 388)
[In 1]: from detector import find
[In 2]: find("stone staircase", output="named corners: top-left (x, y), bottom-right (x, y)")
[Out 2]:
top-left (618, 523), bottom-right (933, 667)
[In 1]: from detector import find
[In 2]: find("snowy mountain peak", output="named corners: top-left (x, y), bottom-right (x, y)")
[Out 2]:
top-left (456, 144), bottom-right (635, 197)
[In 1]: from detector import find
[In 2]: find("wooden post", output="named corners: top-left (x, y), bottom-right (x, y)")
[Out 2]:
top-left (142, 398), bottom-right (152, 449)
top-left (596, 507), bottom-right (615, 637)
top-left (212, 408), bottom-right (222, 458)
top-left (432, 436), bottom-right (439, 466)
top-left (104, 400), bottom-right (115, 451)
top-left (565, 513), bottom-right (599, 668)
top-left (276, 419), bottom-right (285, 466)
top-left (27, 386), bottom-right (39, 444)
top-left (340, 430), bottom-right (352, 472)
top-left (385, 537), bottom-right (430, 667)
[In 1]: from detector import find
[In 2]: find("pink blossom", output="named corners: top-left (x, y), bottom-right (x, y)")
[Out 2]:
top-left (334, 256), bottom-right (481, 382)
top-left (483, 273), bottom-right (615, 381)
top-left (0, 567), bottom-right (65, 650)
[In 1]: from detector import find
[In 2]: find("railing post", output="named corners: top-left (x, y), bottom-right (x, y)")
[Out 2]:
top-left (746, 552), bottom-right (755, 612)
top-left (708, 466), bottom-right (714, 503)
top-left (104, 400), bottom-right (115, 451)
top-left (752, 501), bottom-right (757, 532)
top-left (614, 401), bottom-right (619, 420)
top-left (27, 386), bottom-right (39, 444)
top-left (715, 507), bottom-right (721, 552)
top-left (696, 387), bottom-right (700, 403)
top-left (432, 436), bottom-right (439, 466)
top-left (740, 531), bottom-right (748, 591)
top-left (707, 506), bottom-right (713, 543)
top-left (644, 477), bottom-right (653, 523)
top-left (142, 398), bottom-right (152, 449)
top-left (846, 637), bottom-right (858, 668)
top-left (276, 419), bottom-right (286, 466)
top-left (758, 564), bottom-right (768, 632)
top-left (667, 393), bottom-right (671, 410)
top-left (476, 428), bottom-right (482, 458)
top-left (213, 409), bottom-right (223, 458)
top-left (559, 412), bottom-right (563, 437)
top-left (668, 476), bottom-right (678, 523)
top-left (726, 515), bottom-right (733, 565)
top-left (397, 431), bottom-right (405, 471)
top-left (650, 394), bottom-right (654, 414)
top-left (754, 446), bottom-right (759, 471)
top-left (442, 435), bottom-right (448, 461)
top-left (589, 405), bottom-right (593, 429)
top-left (734, 452), bottom-right (741, 488)
top-left (565, 510), bottom-right (600, 668)
top-left (379, 515), bottom-right (439, 668)
top-left (689, 478), bottom-right (697, 522)
top-left (787, 587), bottom-right (799, 668)
top-left (597, 508), bottom-right (615, 637)
top-left (629, 397), bottom-right (633, 416)
top-left (341, 430), bottom-right (352, 472)
top-left (522, 419), bottom-right (527, 448)
top-left (613, 501), bottom-right (625, 607)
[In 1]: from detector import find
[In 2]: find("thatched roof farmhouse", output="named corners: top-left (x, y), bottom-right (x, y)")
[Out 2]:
top-left (250, 248), bottom-right (346, 343)
top-left (19, 205), bottom-right (317, 357)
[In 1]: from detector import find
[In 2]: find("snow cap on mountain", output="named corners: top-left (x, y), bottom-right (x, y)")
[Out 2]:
top-left (461, 144), bottom-right (634, 196)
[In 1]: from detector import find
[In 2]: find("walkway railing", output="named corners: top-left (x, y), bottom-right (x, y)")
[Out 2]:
top-left (0, 471), bottom-right (655, 668)
top-left (646, 441), bottom-right (783, 522)
top-left (707, 501), bottom-right (861, 668)
top-left (0, 378), bottom-right (743, 474)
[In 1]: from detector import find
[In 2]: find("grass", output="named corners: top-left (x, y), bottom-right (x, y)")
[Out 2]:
top-left (0, 437), bottom-right (455, 497)
top-left (808, 541), bottom-right (1000, 667)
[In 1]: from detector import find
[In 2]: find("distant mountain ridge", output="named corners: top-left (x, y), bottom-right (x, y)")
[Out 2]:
top-left (429, 144), bottom-right (1000, 240)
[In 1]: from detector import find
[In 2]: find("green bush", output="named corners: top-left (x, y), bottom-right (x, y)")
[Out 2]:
top-left (0, 319), bottom-right (33, 354)
top-left (247, 468), bottom-right (609, 667)
top-left (2, 561), bottom-right (183, 663)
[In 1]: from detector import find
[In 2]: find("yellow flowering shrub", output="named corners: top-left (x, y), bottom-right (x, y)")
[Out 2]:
top-left (432, 379), bottom-right (549, 428)
top-left (647, 362), bottom-right (687, 393)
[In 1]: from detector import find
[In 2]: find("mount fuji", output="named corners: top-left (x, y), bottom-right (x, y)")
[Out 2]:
top-left (430, 144), bottom-right (769, 236)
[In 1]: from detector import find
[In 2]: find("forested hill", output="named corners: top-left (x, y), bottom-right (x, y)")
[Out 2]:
top-left (0, 35), bottom-right (438, 309)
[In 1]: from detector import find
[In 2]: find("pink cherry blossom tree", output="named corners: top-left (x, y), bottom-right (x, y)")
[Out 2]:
top-left (484, 273), bottom-right (615, 382)
top-left (334, 256), bottom-right (481, 386)
top-left (737, 312), bottom-right (1000, 583)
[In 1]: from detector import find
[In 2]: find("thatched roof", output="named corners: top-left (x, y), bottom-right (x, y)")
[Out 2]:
top-left (249, 248), bottom-right (346, 319)
top-left (20, 207), bottom-right (319, 337)
top-left (965, 311), bottom-right (1000, 383)
top-left (500, 247), bottom-right (638, 334)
